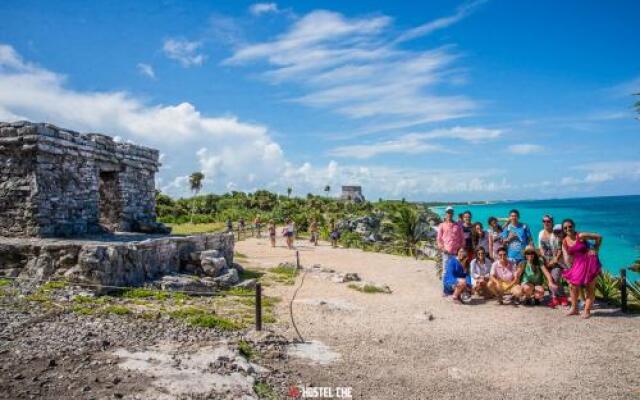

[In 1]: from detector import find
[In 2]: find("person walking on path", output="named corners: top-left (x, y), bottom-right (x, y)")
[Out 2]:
top-left (268, 220), bottom-right (276, 248)
top-left (437, 207), bottom-right (464, 277)
top-left (309, 218), bottom-right (319, 246)
top-left (254, 216), bottom-right (262, 238)
top-left (283, 218), bottom-right (296, 249)
top-left (561, 219), bottom-right (602, 319)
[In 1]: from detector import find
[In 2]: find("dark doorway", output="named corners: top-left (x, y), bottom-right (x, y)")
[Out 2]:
top-left (98, 170), bottom-right (122, 232)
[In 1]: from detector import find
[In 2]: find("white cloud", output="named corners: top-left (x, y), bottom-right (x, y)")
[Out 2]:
top-left (162, 39), bottom-right (205, 67)
top-left (223, 9), bottom-right (476, 131)
top-left (507, 143), bottom-right (543, 154)
top-left (137, 63), bottom-right (155, 79)
top-left (329, 139), bottom-right (445, 159)
top-left (328, 126), bottom-right (501, 159)
top-left (395, 0), bottom-right (488, 43)
top-left (249, 3), bottom-right (279, 16)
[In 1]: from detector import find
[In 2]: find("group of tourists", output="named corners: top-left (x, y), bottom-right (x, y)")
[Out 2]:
top-left (437, 207), bottom-right (603, 319)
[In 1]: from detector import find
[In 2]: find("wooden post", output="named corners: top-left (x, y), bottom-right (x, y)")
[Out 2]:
top-left (255, 283), bottom-right (262, 331)
top-left (620, 268), bottom-right (627, 313)
top-left (296, 250), bottom-right (300, 270)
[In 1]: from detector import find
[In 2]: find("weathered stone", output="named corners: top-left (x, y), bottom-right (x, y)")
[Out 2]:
top-left (214, 268), bottom-right (240, 288)
top-left (0, 121), bottom-right (168, 237)
top-left (0, 232), bottom-right (235, 290)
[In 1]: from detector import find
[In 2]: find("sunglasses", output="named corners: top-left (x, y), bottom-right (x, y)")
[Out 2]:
top-left (543, 220), bottom-right (552, 223)
top-left (563, 225), bottom-right (574, 231)
top-left (525, 253), bottom-right (535, 256)
top-left (498, 253), bottom-right (507, 256)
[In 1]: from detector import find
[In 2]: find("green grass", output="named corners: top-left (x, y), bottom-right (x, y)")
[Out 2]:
top-left (270, 265), bottom-right (299, 285)
top-left (0, 278), bottom-right (12, 287)
top-left (168, 222), bottom-right (226, 235)
top-left (102, 305), bottom-right (131, 315)
top-left (226, 287), bottom-right (255, 297)
top-left (71, 305), bottom-right (94, 315)
top-left (253, 382), bottom-right (278, 400)
top-left (238, 340), bottom-right (255, 359)
top-left (25, 292), bottom-right (50, 302)
top-left (41, 280), bottom-right (68, 290)
top-left (168, 306), bottom-right (208, 319)
top-left (239, 269), bottom-right (264, 280)
top-left (348, 283), bottom-right (389, 294)
top-left (120, 288), bottom-right (169, 301)
top-left (186, 314), bottom-right (241, 330)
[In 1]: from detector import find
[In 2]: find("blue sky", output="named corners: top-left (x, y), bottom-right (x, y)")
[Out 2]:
top-left (0, 0), bottom-right (638, 201)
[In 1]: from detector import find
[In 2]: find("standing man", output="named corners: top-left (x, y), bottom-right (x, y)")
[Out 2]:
top-left (538, 216), bottom-right (568, 307)
top-left (500, 209), bottom-right (533, 265)
top-left (437, 207), bottom-right (464, 277)
top-left (461, 211), bottom-right (474, 254)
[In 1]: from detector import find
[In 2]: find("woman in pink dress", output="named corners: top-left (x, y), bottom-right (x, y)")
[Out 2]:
top-left (561, 219), bottom-right (602, 319)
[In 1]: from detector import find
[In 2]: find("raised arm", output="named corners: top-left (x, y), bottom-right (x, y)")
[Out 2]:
top-left (578, 232), bottom-right (602, 253)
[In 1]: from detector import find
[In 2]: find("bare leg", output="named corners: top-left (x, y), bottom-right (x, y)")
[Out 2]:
top-left (583, 281), bottom-right (596, 319)
top-left (566, 285), bottom-right (579, 316)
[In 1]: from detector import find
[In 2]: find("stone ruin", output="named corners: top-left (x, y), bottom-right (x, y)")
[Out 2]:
top-left (0, 121), bottom-right (241, 292)
top-left (340, 185), bottom-right (365, 203)
top-left (0, 121), bottom-right (169, 237)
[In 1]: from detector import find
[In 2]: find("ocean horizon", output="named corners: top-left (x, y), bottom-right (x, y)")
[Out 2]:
top-left (430, 194), bottom-right (640, 281)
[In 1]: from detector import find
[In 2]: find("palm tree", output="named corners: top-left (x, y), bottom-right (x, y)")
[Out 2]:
top-left (188, 172), bottom-right (204, 224)
top-left (388, 208), bottom-right (425, 256)
top-left (324, 185), bottom-right (331, 197)
top-left (287, 186), bottom-right (292, 198)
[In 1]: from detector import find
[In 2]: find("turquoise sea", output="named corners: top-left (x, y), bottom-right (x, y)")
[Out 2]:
top-left (430, 195), bottom-right (640, 281)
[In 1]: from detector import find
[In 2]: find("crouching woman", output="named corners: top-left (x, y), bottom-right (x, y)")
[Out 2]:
top-left (488, 246), bottom-right (522, 304)
top-left (443, 248), bottom-right (472, 303)
top-left (515, 246), bottom-right (555, 305)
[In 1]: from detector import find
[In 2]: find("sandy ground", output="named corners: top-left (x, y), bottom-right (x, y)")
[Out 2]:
top-left (236, 236), bottom-right (640, 400)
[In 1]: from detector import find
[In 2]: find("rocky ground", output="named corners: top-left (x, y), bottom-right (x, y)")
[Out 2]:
top-left (0, 278), bottom-right (298, 399)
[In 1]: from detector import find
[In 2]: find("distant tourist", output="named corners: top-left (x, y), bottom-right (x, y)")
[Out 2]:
top-left (442, 248), bottom-right (471, 303)
top-left (329, 219), bottom-right (340, 248)
top-left (437, 207), bottom-right (464, 276)
top-left (537, 215), bottom-right (568, 308)
top-left (283, 218), bottom-right (295, 249)
top-left (309, 218), bottom-right (319, 246)
top-left (470, 247), bottom-right (492, 298)
top-left (472, 222), bottom-right (489, 254)
top-left (487, 216), bottom-right (503, 260)
top-left (226, 218), bottom-right (233, 232)
top-left (238, 217), bottom-right (246, 233)
top-left (254, 216), bottom-right (262, 238)
top-left (515, 246), bottom-right (553, 305)
top-left (500, 209), bottom-right (533, 264)
top-left (268, 220), bottom-right (276, 247)
top-left (561, 219), bottom-right (602, 319)
top-left (488, 246), bottom-right (522, 304)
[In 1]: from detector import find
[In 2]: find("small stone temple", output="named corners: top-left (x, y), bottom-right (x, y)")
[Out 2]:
top-left (340, 185), bottom-right (365, 203)
top-left (0, 121), bottom-right (168, 237)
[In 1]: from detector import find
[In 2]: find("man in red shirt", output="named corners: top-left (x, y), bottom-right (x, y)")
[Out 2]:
top-left (437, 207), bottom-right (464, 278)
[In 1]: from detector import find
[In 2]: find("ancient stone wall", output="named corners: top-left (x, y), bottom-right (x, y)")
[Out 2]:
top-left (0, 125), bottom-right (38, 235)
top-left (0, 232), bottom-right (235, 291)
top-left (0, 121), bottom-right (164, 237)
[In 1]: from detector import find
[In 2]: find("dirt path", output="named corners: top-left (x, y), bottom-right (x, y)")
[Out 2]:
top-left (236, 237), bottom-right (640, 400)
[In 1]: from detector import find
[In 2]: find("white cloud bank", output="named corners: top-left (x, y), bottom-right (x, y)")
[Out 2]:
top-left (0, 43), bottom-right (516, 200)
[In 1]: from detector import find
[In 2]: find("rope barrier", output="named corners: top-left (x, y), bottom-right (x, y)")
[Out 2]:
top-left (289, 266), bottom-right (308, 343)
